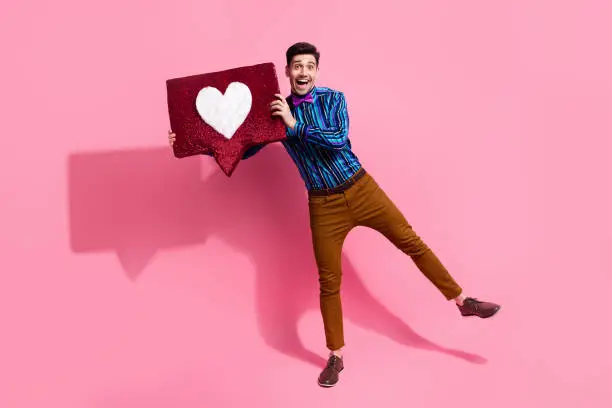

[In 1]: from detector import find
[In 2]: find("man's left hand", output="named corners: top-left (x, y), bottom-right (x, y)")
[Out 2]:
top-left (270, 94), bottom-right (297, 129)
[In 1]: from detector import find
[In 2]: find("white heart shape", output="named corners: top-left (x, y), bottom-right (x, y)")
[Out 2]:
top-left (195, 82), bottom-right (252, 139)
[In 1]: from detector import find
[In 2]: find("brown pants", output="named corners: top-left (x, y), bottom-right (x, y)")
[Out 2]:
top-left (308, 171), bottom-right (463, 351)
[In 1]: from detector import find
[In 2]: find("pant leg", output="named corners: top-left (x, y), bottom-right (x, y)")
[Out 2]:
top-left (348, 174), bottom-right (463, 300)
top-left (308, 193), bottom-right (354, 351)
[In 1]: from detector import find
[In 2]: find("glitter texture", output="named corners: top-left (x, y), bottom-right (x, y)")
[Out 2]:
top-left (166, 62), bottom-right (287, 176)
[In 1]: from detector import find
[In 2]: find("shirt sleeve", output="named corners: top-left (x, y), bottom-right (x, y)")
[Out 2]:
top-left (241, 144), bottom-right (266, 159)
top-left (287, 92), bottom-right (349, 150)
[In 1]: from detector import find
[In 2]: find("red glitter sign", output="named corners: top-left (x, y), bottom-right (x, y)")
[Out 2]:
top-left (166, 62), bottom-right (287, 176)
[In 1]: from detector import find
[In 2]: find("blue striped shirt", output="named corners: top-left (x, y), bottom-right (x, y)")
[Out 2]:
top-left (243, 86), bottom-right (362, 190)
top-left (282, 86), bottom-right (362, 190)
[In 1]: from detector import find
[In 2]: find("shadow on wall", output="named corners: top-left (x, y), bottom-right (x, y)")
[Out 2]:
top-left (67, 143), bottom-right (486, 368)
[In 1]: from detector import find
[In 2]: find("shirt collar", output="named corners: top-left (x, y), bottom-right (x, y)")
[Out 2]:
top-left (289, 86), bottom-right (318, 105)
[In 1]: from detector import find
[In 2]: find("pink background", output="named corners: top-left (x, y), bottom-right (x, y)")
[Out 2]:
top-left (1, 0), bottom-right (611, 407)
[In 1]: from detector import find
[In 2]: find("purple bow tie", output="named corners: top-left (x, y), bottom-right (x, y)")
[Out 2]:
top-left (291, 93), bottom-right (314, 106)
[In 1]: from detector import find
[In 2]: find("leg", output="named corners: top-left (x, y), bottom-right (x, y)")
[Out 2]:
top-left (308, 193), bottom-right (353, 387)
top-left (349, 174), bottom-right (463, 300)
top-left (309, 193), bottom-right (353, 351)
top-left (349, 174), bottom-right (500, 318)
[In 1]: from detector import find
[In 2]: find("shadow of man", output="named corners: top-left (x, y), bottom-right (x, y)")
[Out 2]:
top-left (68, 144), bottom-right (486, 370)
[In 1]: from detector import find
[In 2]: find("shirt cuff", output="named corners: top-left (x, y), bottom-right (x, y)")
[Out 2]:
top-left (287, 121), bottom-right (307, 139)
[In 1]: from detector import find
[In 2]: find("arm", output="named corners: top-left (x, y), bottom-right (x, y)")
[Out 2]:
top-left (287, 92), bottom-right (349, 150)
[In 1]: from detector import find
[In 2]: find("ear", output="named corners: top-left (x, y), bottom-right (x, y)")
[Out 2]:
top-left (285, 65), bottom-right (290, 77)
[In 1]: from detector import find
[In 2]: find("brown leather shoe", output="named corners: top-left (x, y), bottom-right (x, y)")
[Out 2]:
top-left (457, 297), bottom-right (500, 318)
top-left (318, 354), bottom-right (344, 387)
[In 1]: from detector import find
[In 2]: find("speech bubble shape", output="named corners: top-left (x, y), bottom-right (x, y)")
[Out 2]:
top-left (166, 62), bottom-right (287, 176)
top-left (67, 147), bottom-right (210, 278)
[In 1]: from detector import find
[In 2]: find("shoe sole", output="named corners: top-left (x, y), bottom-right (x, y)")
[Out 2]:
top-left (318, 381), bottom-right (337, 388)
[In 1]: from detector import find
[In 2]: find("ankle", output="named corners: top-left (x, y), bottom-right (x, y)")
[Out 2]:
top-left (454, 295), bottom-right (466, 306)
top-left (331, 349), bottom-right (343, 358)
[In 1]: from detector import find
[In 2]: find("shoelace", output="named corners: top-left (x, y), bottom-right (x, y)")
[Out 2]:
top-left (464, 297), bottom-right (481, 311)
top-left (327, 355), bottom-right (340, 367)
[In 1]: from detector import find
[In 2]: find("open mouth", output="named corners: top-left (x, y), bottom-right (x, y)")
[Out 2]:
top-left (296, 79), bottom-right (309, 86)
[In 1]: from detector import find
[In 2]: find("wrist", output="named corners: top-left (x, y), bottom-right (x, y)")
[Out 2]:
top-left (287, 116), bottom-right (297, 129)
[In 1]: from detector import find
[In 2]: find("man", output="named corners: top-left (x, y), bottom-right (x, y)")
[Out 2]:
top-left (168, 42), bottom-right (501, 388)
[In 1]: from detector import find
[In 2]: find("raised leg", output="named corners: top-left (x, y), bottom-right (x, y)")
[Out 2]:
top-left (350, 174), bottom-right (463, 300)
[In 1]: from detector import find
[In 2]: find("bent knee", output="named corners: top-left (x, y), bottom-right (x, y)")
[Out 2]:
top-left (394, 231), bottom-right (430, 255)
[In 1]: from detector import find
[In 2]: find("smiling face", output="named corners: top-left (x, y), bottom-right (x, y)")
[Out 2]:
top-left (285, 54), bottom-right (319, 95)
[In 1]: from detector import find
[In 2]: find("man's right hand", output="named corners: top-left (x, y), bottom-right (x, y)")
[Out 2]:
top-left (168, 130), bottom-right (176, 147)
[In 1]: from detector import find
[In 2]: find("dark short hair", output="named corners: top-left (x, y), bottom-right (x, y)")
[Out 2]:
top-left (286, 42), bottom-right (320, 66)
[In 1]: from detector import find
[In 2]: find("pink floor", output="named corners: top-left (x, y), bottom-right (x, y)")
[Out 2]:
top-left (2, 1), bottom-right (611, 407)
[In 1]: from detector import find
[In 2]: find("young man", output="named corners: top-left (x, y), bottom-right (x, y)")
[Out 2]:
top-left (168, 42), bottom-right (500, 388)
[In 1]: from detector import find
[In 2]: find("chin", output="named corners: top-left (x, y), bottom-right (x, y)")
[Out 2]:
top-left (293, 85), bottom-right (313, 95)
